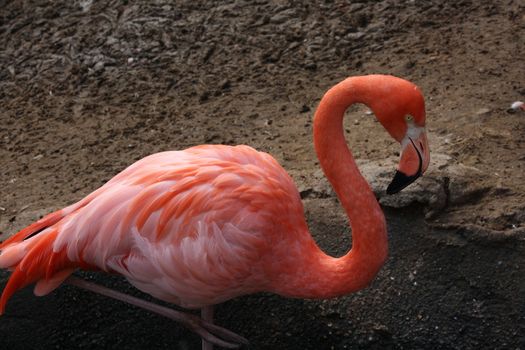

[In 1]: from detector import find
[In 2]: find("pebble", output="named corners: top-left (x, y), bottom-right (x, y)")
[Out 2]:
top-left (79, 0), bottom-right (93, 12)
top-left (161, 32), bottom-right (172, 48)
top-left (220, 79), bottom-right (231, 90)
top-left (346, 32), bottom-right (365, 40)
top-left (303, 61), bottom-right (317, 70)
top-left (475, 107), bottom-right (491, 115)
top-left (300, 105), bottom-right (310, 113)
top-left (106, 37), bottom-right (118, 45)
top-left (269, 9), bottom-right (296, 24)
top-left (93, 61), bottom-right (105, 72)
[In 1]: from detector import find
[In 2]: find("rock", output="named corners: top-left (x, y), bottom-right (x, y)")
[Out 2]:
top-left (303, 61), bottom-right (317, 70)
top-left (79, 0), bottom-right (93, 12)
top-left (346, 32), bottom-right (365, 40)
top-left (475, 107), bottom-right (491, 115)
top-left (356, 157), bottom-right (443, 209)
top-left (201, 46), bottom-right (215, 63)
top-left (288, 42), bottom-right (301, 50)
top-left (219, 79), bottom-right (231, 90)
top-left (106, 36), bottom-right (118, 45)
top-left (300, 105), bottom-right (310, 113)
top-left (445, 164), bottom-right (484, 205)
top-left (355, 153), bottom-right (486, 213)
top-left (291, 152), bottom-right (486, 211)
top-left (161, 32), bottom-right (172, 49)
top-left (93, 61), bottom-right (105, 72)
top-left (260, 50), bottom-right (281, 63)
top-left (269, 9), bottom-right (297, 24)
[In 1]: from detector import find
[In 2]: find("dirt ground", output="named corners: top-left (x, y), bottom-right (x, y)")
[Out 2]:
top-left (0, 0), bottom-right (524, 349)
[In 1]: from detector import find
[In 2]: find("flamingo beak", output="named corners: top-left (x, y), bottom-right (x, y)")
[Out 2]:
top-left (387, 130), bottom-right (429, 195)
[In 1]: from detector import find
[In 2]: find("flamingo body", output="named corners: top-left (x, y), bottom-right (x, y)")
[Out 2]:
top-left (0, 145), bottom-right (309, 309)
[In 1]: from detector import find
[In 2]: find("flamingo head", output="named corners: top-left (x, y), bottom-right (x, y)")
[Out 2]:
top-left (385, 116), bottom-right (430, 195)
top-left (363, 76), bottom-right (430, 194)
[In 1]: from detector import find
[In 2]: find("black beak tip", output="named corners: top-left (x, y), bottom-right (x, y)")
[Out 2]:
top-left (386, 170), bottom-right (420, 195)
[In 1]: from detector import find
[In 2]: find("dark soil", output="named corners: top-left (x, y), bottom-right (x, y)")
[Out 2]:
top-left (1, 0), bottom-right (524, 349)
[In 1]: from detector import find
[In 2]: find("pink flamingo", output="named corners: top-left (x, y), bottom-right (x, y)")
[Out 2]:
top-left (0, 75), bottom-right (429, 348)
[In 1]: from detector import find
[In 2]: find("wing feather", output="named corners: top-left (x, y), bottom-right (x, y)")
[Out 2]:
top-left (2, 145), bottom-right (304, 308)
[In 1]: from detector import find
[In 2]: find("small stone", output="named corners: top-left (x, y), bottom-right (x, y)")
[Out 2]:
top-left (304, 61), bottom-right (317, 70)
top-left (220, 79), bottom-right (231, 90)
top-left (93, 61), bottom-right (105, 72)
top-left (79, 0), bottom-right (93, 12)
top-left (475, 107), bottom-right (491, 115)
top-left (106, 37), bottom-right (118, 45)
top-left (346, 32), bottom-right (365, 40)
top-left (161, 32), bottom-right (172, 48)
top-left (300, 105), bottom-right (310, 113)
top-left (269, 9), bottom-right (296, 24)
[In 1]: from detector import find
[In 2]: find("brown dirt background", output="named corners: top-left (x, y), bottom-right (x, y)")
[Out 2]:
top-left (0, 0), bottom-right (524, 349)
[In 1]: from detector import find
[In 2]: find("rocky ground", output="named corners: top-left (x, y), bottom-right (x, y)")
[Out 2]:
top-left (0, 0), bottom-right (524, 349)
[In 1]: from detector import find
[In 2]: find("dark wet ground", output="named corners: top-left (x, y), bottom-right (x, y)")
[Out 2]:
top-left (1, 208), bottom-right (524, 350)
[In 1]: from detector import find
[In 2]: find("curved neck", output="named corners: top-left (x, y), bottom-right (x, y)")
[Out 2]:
top-left (272, 77), bottom-right (388, 298)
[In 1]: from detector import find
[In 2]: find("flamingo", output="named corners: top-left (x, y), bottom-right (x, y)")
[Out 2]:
top-left (0, 75), bottom-right (430, 348)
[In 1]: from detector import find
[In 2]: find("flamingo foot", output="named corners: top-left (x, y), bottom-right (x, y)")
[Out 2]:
top-left (65, 276), bottom-right (248, 349)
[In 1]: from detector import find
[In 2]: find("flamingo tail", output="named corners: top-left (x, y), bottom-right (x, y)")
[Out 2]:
top-left (0, 210), bottom-right (76, 314)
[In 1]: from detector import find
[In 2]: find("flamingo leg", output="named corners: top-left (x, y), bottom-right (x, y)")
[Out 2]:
top-left (65, 276), bottom-right (248, 349)
top-left (201, 305), bottom-right (214, 350)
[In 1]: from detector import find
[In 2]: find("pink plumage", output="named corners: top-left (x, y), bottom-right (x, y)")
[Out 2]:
top-left (0, 144), bottom-right (305, 310)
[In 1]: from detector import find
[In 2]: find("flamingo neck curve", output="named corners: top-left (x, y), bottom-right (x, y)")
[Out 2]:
top-left (272, 76), bottom-right (390, 299)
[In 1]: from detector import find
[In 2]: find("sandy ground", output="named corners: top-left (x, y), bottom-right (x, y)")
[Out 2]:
top-left (1, 0), bottom-right (524, 349)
